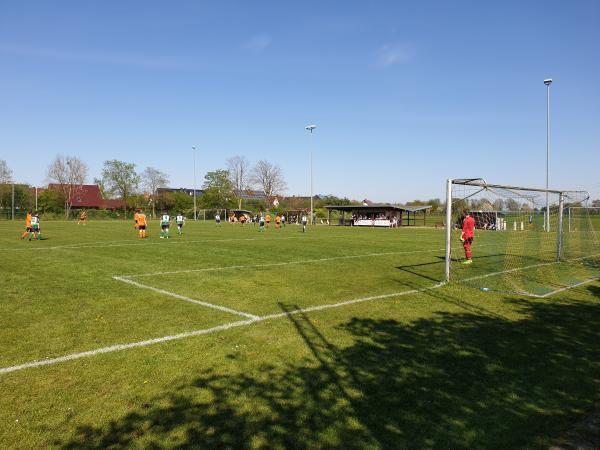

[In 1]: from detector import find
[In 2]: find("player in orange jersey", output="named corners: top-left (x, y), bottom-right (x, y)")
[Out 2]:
top-left (21, 210), bottom-right (32, 239)
top-left (265, 213), bottom-right (271, 228)
top-left (275, 214), bottom-right (281, 229)
top-left (77, 209), bottom-right (88, 225)
top-left (136, 209), bottom-right (148, 238)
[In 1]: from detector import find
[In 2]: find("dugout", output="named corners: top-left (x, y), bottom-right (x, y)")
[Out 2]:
top-left (457, 210), bottom-right (506, 230)
top-left (284, 209), bottom-right (308, 224)
top-left (325, 205), bottom-right (432, 227)
top-left (230, 209), bottom-right (253, 221)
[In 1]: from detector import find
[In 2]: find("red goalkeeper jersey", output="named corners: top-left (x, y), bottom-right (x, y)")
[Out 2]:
top-left (463, 216), bottom-right (475, 238)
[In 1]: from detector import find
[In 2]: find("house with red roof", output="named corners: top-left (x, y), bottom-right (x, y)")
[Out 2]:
top-left (47, 184), bottom-right (125, 210)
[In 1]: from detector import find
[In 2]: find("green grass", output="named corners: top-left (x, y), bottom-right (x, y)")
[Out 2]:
top-left (1, 220), bottom-right (600, 449)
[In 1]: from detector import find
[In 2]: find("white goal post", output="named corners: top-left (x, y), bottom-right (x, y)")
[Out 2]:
top-left (444, 178), bottom-right (590, 283)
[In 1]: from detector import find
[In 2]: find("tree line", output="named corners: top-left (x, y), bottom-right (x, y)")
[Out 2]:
top-left (0, 156), bottom-right (309, 219)
top-left (6, 157), bottom-right (595, 219)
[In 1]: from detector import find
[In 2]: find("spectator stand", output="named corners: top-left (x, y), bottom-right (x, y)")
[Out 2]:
top-left (324, 205), bottom-right (432, 227)
top-left (284, 209), bottom-right (309, 224)
top-left (230, 209), bottom-right (253, 222)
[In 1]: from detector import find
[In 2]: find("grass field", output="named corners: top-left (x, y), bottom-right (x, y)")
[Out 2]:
top-left (1, 220), bottom-right (600, 449)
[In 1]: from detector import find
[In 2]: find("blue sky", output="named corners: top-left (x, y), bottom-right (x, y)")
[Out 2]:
top-left (1, 0), bottom-right (599, 202)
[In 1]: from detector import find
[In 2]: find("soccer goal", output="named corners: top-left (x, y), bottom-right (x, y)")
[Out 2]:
top-left (567, 206), bottom-right (600, 232)
top-left (445, 178), bottom-right (600, 296)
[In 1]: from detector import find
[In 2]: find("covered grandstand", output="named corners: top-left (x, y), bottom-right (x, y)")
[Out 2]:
top-left (324, 205), bottom-right (432, 227)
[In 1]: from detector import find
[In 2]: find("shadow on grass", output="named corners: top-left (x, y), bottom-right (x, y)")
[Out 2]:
top-left (57, 295), bottom-right (600, 449)
top-left (588, 284), bottom-right (600, 298)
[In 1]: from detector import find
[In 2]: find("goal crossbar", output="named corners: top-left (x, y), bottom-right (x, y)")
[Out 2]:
top-left (452, 178), bottom-right (589, 197)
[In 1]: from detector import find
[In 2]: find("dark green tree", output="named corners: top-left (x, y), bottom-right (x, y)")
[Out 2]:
top-left (200, 170), bottom-right (234, 209)
top-left (101, 160), bottom-right (140, 219)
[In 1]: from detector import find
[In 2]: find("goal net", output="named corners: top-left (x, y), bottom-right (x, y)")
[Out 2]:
top-left (445, 179), bottom-right (600, 296)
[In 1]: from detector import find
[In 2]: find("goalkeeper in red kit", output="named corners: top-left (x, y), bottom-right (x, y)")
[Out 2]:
top-left (461, 210), bottom-right (475, 264)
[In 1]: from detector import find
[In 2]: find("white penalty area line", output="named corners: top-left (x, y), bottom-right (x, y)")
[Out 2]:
top-left (112, 276), bottom-right (259, 320)
top-left (521, 278), bottom-right (600, 298)
top-left (111, 247), bottom-right (451, 320)
top-left (462, 252), bottom-right (600, 284)
top-left (0, 282), bottom-right (445, 375)
top-left (117, 242), bottom-right (504, 279)
top-left (460, 253), bottom-right (600, 298)
top-left (121, 248), bottom-right (450, 278)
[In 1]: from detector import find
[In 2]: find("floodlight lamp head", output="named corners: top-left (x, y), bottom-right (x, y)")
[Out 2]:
top-left (544, 79), bottom-right (553, 85)
top-left (305, 125), bottom-right (317, 132)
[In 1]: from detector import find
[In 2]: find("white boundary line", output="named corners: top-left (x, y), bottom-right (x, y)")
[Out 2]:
top-left (0, 319), bottom-right (257, 375)
top-left (122, 248), bottom-right (449, 278)
top-left (118, 242), bottom-right (506, 279)
top-left (0, 235), bottom-right (319, 252)
top-left (0, 228), bottom-right (450, 252)
top-left (112, 276), bottom-right (259, 320)
top-left (0, 283), bottom-right (445, 375)
top-left (462, 253), bottom-right (600, 283)
top-left (525, 278), bottom-right (600, 298)
top-left (111, 248), bottom-right (451, 321)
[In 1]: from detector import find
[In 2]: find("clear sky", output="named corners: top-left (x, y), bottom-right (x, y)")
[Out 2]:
top-left (1, 0), bottom-right (599, 203)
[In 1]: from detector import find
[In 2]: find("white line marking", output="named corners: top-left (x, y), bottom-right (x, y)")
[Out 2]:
top-left (0, 227), bottom-right (493, 252)
top-left (123, 248), bottom-right (449, 278)
top-left (112, 276), bottom-right (259, 320)
top-left (461, 253), bottom-right (600, 283)
top-left (0, 234), bottom-right (356, 252)
top-left (114, 241), bottom-right (512, 279)
top-left (538, 278), bottom-right (600, 298)
top-left (0, 282), bottom-right (445, 375)
top-left (0, 319), bottom-right (256, 375)
top-left (260, 283), bottom-right (447, 320)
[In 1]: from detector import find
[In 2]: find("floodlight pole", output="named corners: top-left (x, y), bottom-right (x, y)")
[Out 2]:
top-left (445, 179), bottom-right (452, 282)
top-left (192, 146), bottom-right (197, 221)
top-left (544, 78), bottom-right (552, 232)
top-left (11, 183), bottom-right (15, 220)
top-left (305, 125), bottom-right (317, 225)
top-left (556, 192), bottom-right (564, 261)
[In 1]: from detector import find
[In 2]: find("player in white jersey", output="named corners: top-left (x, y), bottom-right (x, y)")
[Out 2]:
top-left (301, 214), bottom-right (308, 233)
top-left (215, 213), bottom-right (221, 226)
top-left (259, 214), bottom-right (265, 232)
top-left (175, 212), bottom-right (185, 235)
top-left (29, 213), bottom-right (41, 241)
top-left (160, 211), bottom-right (171, 239)
top-left (281, 214), bottom-right (286, 228)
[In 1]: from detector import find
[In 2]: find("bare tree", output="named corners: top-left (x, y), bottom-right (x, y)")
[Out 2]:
top-left (250, 160), bottom-right (287, 204)
top-left (142, 167), bottom-right (170, 218)
top-left (47, 155), bottom-right (88, 219)
top-left (0, 159), bottom-right (13, 209)
top-left (227, 156), bottom-right (250, 209)
top-left (0, 159), bottom-right (12, 184)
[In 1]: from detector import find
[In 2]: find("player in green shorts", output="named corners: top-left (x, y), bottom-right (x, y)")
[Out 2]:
top-left (29, 213), bottom-right (41, 241)
top-left (160, 211), bottom-right (171, 239)
top-left (175, 212), bottom-right (185, 235)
